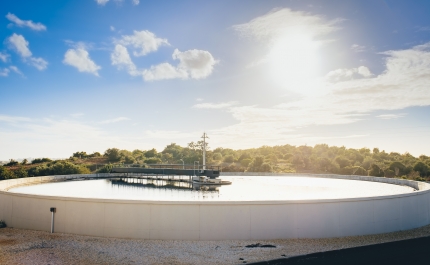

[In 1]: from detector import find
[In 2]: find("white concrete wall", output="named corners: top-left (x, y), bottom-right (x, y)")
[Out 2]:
top-left (1, 173), bottom-right (429, 240)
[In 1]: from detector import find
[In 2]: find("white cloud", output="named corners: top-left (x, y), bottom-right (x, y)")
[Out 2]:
top-left (142, 130), bottom-right (196, 140)
top-left (112, 30), bottom-right (216, 81)
top-left (111, 44), bottom-right (140, 76)
top-left (110, 26), bottom-right (115, 31)
top-left (63, 48), bottom-right (101, 76)
top-left (0, 115), bottom-right (31, 123)
top-left (326, 66), bottom-right (373, 82)
top-left (206, 42), bottom-right (430, 148)
top-left (0, 66), bottom-right (24, 77)
top-left (142, 49), bottom-right (217, 81)
top-left (376, 114), bottom-right (406, 120)
top-left (6, 13), bottom-right (46, 31)
top-left (172, 49), bottom-right (218, 79)
top-left (95, 0), bottom-right (109, 5)
top-left (233, 8), bottom-right (340, 43)
top-left (8, 33), bottom-right (32, 57)
top-left (0, 114), bottom-right (120, 160)
top-left (9, 66), bottom-right (24, 76)
top-left (142, 63), bottom-right (187, 81)
top-left (351, 44), bottom-right (366, 52)
top-left (0, 68), bottom-right (10, 77)
top-left (29, 57), bottom-right (48, 70)
top-left (0, 52), bottom-right (9, 63)
top-left (7, 34), bottom-right (48, 70)
top-left (95, 0), bottom-right (139, 6)
top-left (118, 30), bottom-right (169, 56)
top-left (357, 66), bottom-right (372, 77)
top-left (193, 101), bottom-right (238, 109)
top-left (99, 117), bottom-right (130, 124)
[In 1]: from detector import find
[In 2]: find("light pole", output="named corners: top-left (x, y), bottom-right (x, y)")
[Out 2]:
top-left (179, 159), bottom-right (184, 169)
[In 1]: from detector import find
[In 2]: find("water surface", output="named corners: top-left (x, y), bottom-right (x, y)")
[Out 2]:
top-left (9, 176), bottom-right (414, 201)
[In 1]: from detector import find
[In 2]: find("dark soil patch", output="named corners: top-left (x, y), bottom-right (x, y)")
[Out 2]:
top-left (249, 236), bottom-right (430, 265)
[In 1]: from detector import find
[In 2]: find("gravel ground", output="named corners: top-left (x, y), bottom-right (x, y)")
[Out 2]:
top-left (2, 225), bottom-right (430, 265)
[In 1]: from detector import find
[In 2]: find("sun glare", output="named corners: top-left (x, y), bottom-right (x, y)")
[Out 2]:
top-left (268, 33), bottom-right (321, 95)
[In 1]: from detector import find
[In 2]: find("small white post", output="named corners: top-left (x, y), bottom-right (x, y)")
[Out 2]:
top-left (50, 207), bottom-right (56, 233)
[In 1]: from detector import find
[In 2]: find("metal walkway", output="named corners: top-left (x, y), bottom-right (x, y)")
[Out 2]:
top-left (110, 164), bottom-right (221, 179)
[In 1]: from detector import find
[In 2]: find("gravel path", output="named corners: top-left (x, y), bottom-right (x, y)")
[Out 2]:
top-left (2, 225), bottom-right (430, 265)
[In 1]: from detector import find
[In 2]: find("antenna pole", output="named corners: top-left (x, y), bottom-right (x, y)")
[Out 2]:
top-left (201, 132), bottom-right (208, 170)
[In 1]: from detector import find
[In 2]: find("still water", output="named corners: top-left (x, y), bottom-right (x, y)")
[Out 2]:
top-left (9, 176), bottom-right (414, 201)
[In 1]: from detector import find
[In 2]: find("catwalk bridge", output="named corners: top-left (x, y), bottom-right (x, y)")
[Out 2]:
top-left (110, 164), bottom-right (221, 179)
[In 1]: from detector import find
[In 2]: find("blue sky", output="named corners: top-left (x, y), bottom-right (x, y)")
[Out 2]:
top-left (1, 0), bottom-right (430, 160)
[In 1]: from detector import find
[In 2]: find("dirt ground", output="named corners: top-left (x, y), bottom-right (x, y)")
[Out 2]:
top-left (2, 225), bottom-right (430, 265)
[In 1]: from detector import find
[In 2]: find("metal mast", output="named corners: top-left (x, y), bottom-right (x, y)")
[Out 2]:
top-left (201, 132), bottom-right (209, 170)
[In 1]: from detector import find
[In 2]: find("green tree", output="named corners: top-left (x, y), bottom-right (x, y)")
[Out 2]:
top-left (0, 166), bottom-right (15, 180)
top-left (212, 153), bottom-right (222, 161)
top-left (247, 156), bottom-right (265, 172)
top-left (97, 164), bottom-right (113, 173)
top-left (223, 155), bottom-right (235, 163)
top-left (144, 157), bottom-right (162, 164)
top-left (335, 156), bottom-right (350, 168)
top-left (413, 162), bottom-right (428, 177)
top-left (31, 158), bottom-right (52, 164)
top-left (240, 158), bottom-right (252, 167)
top-left (5, 159), bottom-right (18, 166)
top-left (368, 164), bottom-right (383, 177)
top-left (72, 151), bottom-right (88, 159)
top-left (384, 169), bottom-right (395, 178)
top-left (104, 148), bottom-right (122, 162)
top-left (389, 161), bottom-right (406, 176)
top-left (260, 163), bottom-right (272, 172)
top-left (89, 152), bottom-right (101, 157)
top-left (123, 155), bottom-right (136, 164)
top-left (14, 166), bottom-right (28, 178)
top-left (145, 148), bottom-right (158, 158)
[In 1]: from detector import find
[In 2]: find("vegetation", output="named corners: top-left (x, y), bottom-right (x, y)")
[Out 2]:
top-left (0, 220), bottom-right (6, 228)
top-left (0, 143), bottom-right (429, 181)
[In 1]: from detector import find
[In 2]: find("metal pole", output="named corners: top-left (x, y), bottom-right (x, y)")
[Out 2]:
top-left (201, 132), bottom-right (208, 170)
top-left (50, 207), bottom-right (56, 233)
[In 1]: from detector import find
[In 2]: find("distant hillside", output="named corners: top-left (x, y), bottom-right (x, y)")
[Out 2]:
top-left (1, 143), bottom-right (429, 181)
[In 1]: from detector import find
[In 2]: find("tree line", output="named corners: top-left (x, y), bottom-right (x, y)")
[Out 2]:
top-left (1, 143), bottom-right (429, 181)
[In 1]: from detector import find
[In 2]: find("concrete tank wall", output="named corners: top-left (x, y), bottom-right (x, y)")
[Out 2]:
top-left (0, 173), bottom-right (429, 240)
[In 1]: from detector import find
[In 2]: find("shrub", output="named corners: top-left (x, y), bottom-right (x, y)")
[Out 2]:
top-left (0, 220), bottom-right (6, 228)
top-left (144, 157), bottom-right (162, 164)
top-left (97, 164), bottom-right (113, 173)
top-left (31, 158), bottom-right (52, 164)
top-left (0, 166), bottom-right (15, 180)
top-left (384, 169), bottom-right (395, 178)
top-left (368, 164), bottom-right (384, 177)
top-left (240, 158), bottom-right (252, 167)
top-left (5, 159), bottom-right (18, 166)
top-left (212, 153), bottom-right (222, 161)
top-left (29, 161), bottom-right (90, 176)
top-left (104, 148), bottom-right (122, 162)
top-left (223, 155), bottom-right (235, 163)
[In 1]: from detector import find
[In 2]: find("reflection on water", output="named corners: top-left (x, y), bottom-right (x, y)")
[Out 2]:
top-left (111, 178), bottom-right (220, 192)
top-left (9, 176), bottom-right (415, 201)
